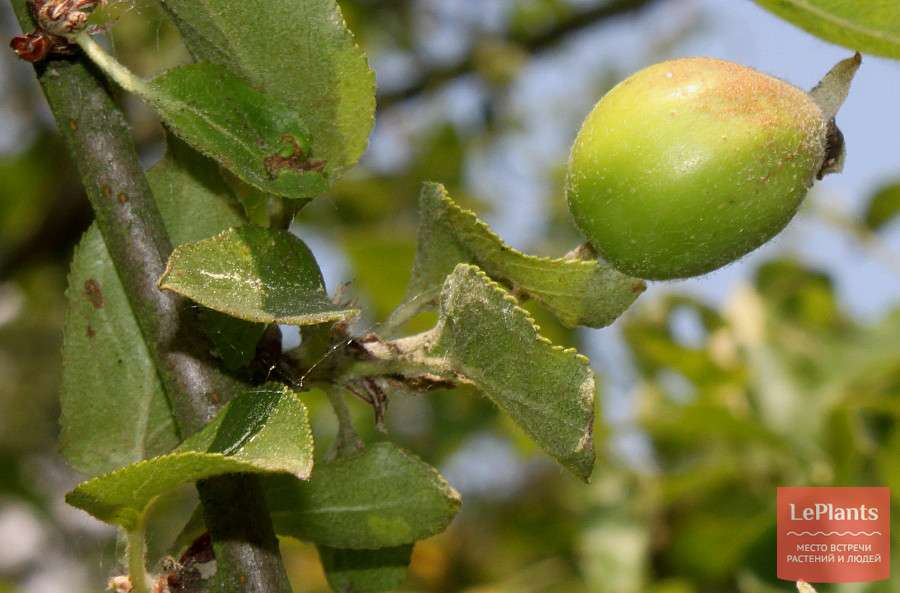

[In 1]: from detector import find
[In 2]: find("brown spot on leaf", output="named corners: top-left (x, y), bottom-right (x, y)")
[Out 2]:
top-left (631, 282), bottom-right (646, 294)
top-left (84, 278), bottom-right (104, 309)
top-left (117, 192), bottom-right (128, 205)
top-left (264, 134), bottom-right (326, 178)
top-left (101, 185), bottom-right (112, 199)
top-left (68, 119), bottom-right (77, 131)
top-left (86, 325), bottom-right (95, 338)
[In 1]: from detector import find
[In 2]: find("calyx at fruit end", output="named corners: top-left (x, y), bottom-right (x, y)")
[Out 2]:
top-left (809, 52), bottom-right (861, 179)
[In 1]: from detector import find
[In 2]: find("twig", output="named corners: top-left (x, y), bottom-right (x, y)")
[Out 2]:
top-left (8, 3), bottom-right (293, 592)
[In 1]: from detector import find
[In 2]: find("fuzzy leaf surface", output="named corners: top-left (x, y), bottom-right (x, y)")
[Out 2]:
top-left (60, 140), bottom-right (249, 476)
top-left (402, 183), bottom-right (643, 328)
top-left (61, 226), bottom-right (179, 475)
top-left (150, 137), bottom-right (266, 370)
top-left (160, 0), bottom-right (375, 175)
top-left (427, 264), bottom-right (597, 480)
top-left (145, 63), bottom-right (327, 200)
top-left (66, 384), bottom-right (313, 529)
top-left (160, 226), bottom-right (359, 326)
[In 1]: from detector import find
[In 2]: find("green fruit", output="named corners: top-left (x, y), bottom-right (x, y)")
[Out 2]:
top-left (566, 57), bottom-right (835, 280)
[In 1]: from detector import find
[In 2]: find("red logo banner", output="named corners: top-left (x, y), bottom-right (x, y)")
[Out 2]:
top-left (777, 487), bottom-right (890, 583)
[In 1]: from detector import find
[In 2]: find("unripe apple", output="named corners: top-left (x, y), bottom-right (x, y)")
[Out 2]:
top-left (566, 56), bottom-right (855, 280)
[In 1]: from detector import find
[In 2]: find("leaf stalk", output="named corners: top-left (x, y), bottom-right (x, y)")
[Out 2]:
top-left (126, 514), bottom-right (151, 593)
top-left (74, 31), bottom-right (150, 95)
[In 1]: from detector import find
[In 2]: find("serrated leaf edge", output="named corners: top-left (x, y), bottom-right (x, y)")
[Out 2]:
top-left (415, 182), bottom-right (645, 328)
top-left (442, 263), bottom-right (593, 363)
top-left (66, 449), bottom-right (312, 528)
top-left (438, 263), bottom-right (596, 480)
top-left (325, 0), bottom-right (376, 176)
top-left (423, 182), bottom-right (600, 271)
top-left (164, 0), bottom-right (375, 177)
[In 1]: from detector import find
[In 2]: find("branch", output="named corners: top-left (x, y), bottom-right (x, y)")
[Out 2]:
top-left (377, 0), bottom-right (660, 109)
top-left (8, 3), bottom-right (293, 592)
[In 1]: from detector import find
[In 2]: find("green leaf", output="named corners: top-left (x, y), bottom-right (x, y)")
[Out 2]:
top-left (61, 225), bottom-right (180, 476)
top-left (66, 384), bottom-right (313, 530)
top-left (198, 310), bottom-right (268, 372)
top-left (160, 0), bottom-right (375, 175)
top-left (149, 137), bottom-right (248, 245)
top-left (76, 34), bottom-right (329, 200)
top-left (754, 1), bottom-right (900, 59)
top-left (400, 183), bottom-right (643, 329)
top-left (61, 139), bottom-right (259, 477)
top-left (150, 136), bottom-right (267, 371)
top-left (864, 182), bottom-right (900, 231)
top-left (160, 226), bottom-right (359, 326)
top-left (145, 63), bottom-right (328, 200)
top-left (267, 442), bottom-right (460, 549)
top-left (318, 545), bottom-right (413, 593)
top-left (428, 264), bottom-right (597, 480)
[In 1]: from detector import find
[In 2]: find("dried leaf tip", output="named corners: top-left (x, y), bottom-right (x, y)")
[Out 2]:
top-left (797, 580), bottom-right (818, 593)
top-left (809, 52), bottom-right (861, 121)
top-left (810, 53), bottom-right (860, 179)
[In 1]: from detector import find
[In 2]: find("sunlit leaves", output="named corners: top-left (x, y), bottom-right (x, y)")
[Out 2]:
top-left (160, 226), bottom-right (359, 326)
top-left (76, 34), bottom-right (329, 200)
top-left (66, 385), bottom-right (313, 529)
top-left (149, 137), bottom-right (266, 371)
top-left (400, 183), bottom-right (643, 329)
top-left (144, 64), bottom-right (328, 200)
top-left (427, 264), bottom-right (597, 480)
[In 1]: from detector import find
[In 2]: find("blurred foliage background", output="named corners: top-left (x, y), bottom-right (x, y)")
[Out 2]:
top-left (1, 1), bottom-right (899, 592)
